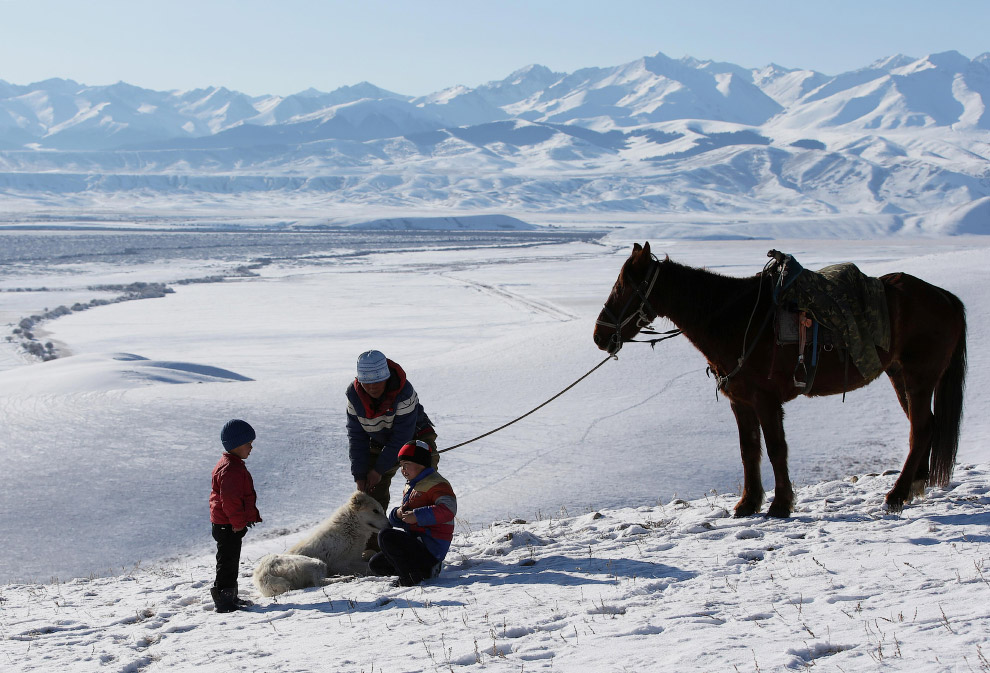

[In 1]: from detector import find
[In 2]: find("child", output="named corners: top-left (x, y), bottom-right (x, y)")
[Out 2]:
top-left (369, 440), bottom-right (456, 586)
top-left (209, 419), bottom-right (262, 613)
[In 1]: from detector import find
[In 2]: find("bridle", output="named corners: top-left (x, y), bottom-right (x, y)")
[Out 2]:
top-left (595, 255), bottom-right (668, 354)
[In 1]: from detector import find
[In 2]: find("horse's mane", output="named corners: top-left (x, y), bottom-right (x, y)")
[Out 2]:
top-left (658, 258), bottom-right (768, 327)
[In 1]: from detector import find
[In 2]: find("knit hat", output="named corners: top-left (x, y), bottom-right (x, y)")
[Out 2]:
top-left (221, 419), bottom-right (256, 452)
top-left (356, 350), bottom-right (390, 384)
top-left (398, 440), bottom-right (433, 468)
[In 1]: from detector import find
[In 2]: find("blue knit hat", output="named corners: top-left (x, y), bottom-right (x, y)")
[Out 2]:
top-left (221, 419), bottom-right (256, 452)
top-left (356, 350), bottom-right (390, 384)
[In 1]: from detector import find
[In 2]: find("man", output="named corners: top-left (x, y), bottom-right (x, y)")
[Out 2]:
top-left (345, 350), bottom-right (438, 515)
top-left (369, 440), bottom-right (456, 586)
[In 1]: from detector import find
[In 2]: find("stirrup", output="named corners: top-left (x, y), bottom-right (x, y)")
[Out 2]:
top-left (793, 357), bottom-right (807, 389)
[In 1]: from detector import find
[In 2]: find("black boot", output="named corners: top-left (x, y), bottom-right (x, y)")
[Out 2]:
top-left (211, 587), bottom-right (239, 613)
top-left (228, 581), bottom-right (255, 608)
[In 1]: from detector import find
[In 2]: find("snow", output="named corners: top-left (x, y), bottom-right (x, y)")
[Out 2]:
top-left (0, 223), bottom-right (988, 672)
top-left (1, 50), bottom-right (989, 233)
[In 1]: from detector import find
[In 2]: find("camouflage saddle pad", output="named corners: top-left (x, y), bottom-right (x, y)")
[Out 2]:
top-left (771, 254), bottom-right (891, 380)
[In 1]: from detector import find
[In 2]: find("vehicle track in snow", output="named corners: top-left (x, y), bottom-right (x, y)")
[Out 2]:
top-left (440, 274), bottom-right (580, 322)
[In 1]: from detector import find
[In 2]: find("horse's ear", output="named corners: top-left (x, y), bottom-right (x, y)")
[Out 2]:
top-left (633, 242), bottom-right (643, 252)
top-left (643, 241), bottom-right (651, 256)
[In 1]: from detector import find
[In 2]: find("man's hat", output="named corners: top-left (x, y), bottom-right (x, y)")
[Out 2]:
top-left (356, 350), bottom-right (390, 384)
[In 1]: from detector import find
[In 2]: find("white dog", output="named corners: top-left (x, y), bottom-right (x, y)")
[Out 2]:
top-left (251, 553), bottom-right (328, 597)
top-left (252, 491), bottom-right (390, 597)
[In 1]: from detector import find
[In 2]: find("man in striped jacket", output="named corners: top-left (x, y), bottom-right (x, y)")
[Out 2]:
top-left (345, 350), bottom-right (437, 515)
top-left (370, 440), bottom-right (456, 586)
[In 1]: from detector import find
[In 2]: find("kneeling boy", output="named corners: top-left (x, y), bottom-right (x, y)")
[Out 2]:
top-left (369, 440), bottom-right (455, 586)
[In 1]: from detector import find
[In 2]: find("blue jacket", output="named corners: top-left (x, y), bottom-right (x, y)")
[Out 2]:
top-left (345, 359), bottom-right (433, 478)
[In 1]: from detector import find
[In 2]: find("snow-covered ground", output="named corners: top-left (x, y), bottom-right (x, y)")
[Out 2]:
top-left (2, 465), bottom-right (988, 672)
top-left (1, 223), bottom-right (988, 672)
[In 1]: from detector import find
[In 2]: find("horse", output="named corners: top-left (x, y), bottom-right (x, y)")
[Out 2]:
top-left (593, 242), bottom-right (967, 517)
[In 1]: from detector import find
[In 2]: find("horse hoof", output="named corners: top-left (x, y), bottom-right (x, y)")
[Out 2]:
top-left (883, 493), bottom-right (905, 514)
top-left (733, 502), bottom-right (760, 518)
top-left (765, 504), bottom-right (791, 519)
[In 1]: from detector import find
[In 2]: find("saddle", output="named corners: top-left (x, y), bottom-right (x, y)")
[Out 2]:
top-left (768, 250), bottom-right (891, 393)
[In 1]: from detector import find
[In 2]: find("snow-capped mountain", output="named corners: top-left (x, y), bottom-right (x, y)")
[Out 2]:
top-left (0, 50), bottom-right (988, 233)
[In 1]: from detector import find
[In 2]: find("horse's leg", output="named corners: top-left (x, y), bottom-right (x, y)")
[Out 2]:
top-left (885, 369), bottom-right (938, 512)
top-left (886, 363), bottom-right (928, 499)
top-left (730, 401), bottom-right (765, 517)
top-left (754, 398), bottom-right (794, 518)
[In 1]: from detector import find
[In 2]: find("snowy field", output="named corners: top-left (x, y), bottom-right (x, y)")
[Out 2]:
top-left (1, 222), bottom-right (988, 672)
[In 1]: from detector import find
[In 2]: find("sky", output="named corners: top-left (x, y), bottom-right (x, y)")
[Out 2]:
top-left (2, 0), bottom-right (988, 97)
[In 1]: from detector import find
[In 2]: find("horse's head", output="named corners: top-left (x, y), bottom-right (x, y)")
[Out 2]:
top-left (593, 242), bottom-right (661, 354)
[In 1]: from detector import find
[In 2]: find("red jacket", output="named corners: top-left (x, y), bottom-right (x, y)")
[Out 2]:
top-left (209, 453), bottom-right (262, 529)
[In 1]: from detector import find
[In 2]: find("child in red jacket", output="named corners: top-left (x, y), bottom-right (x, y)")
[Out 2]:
top-left (209, 419), bottom-right (262, 613)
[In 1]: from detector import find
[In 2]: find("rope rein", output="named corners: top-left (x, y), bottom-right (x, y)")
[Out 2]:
top-left (439, 250), bottom-right (783, 454)
top-left (437, 353), bottom-right (615, 454)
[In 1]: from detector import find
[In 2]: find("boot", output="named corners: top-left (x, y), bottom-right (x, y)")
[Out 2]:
top-left (211, 587), bottom-right (239, 613)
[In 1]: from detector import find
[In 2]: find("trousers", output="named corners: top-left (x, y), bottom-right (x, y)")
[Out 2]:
top-left (369, 527), bottom-right (441, 585)
top-left (212, 524), bottom-right (247, 589)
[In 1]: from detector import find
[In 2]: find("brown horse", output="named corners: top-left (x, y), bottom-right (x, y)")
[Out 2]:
top-left (593, 242), bottom-right (967, 517)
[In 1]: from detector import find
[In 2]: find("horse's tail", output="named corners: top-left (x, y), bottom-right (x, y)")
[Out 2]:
top-left (929, 295), bottom-right (967, 487)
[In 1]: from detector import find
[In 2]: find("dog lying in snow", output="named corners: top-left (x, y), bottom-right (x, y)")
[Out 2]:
top-left (252, 491), bottom-right (390, 597)
top-left (251, 553), bottom-right (328, 597)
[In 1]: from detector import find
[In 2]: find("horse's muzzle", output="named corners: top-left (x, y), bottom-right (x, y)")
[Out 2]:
top-left (593, 329), bottom-right (621, 354)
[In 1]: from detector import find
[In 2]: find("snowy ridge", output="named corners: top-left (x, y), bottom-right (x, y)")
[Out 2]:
top-left (3, 464), bottom-right (988, 672)
top-left (0, 50), bottom-right (989, 234)
top-left (0, 352), bottom-right (252, 394)
top-left (348, 214), bottom-right (538, 231)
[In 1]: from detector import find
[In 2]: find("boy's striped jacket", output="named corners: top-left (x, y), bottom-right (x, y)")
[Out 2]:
top-left (390, 468), bottom-right (456, 561)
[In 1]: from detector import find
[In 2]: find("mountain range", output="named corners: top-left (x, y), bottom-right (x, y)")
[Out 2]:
top-left (1, 50), bottom-right (989, 234)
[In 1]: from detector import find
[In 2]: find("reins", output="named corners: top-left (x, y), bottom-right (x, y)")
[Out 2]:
top-left (437, 353), bottom-right (616, 453)
top-left (597, 252), bottom-right (780, 394)
top-left (438, 252), bottom-right (777, 454)
top-left (632, 326), bottom-right (683, 348)
top-left (707, 257), bottom-right (777, 392)
top-left (594, 254), bottom-right (683, 353)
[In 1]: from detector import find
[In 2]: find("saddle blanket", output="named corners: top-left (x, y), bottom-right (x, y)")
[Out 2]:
top-left (774, 259), bottom-right (891, 380)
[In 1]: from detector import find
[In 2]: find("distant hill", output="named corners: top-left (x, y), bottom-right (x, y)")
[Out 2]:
top-left (0, 50), bottom-right (988, 234)
top-left (349, 214), bottom-right (538, 231)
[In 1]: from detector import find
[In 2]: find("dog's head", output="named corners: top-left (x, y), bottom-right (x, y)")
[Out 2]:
top-left (349, 491), bottom-right (391, 532)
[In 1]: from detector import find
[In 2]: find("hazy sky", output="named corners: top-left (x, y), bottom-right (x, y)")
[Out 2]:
top-left (2, 0), bottom-right (986, 96)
